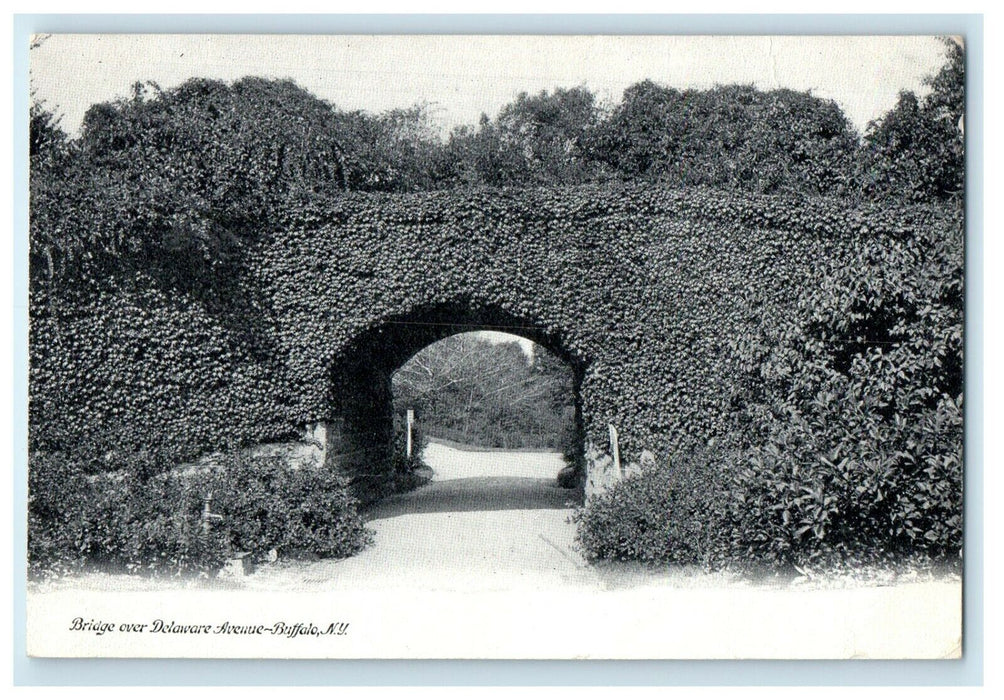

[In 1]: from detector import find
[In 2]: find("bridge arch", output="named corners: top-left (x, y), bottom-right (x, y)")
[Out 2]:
top-left (313, 299), bottom-right (589, 499)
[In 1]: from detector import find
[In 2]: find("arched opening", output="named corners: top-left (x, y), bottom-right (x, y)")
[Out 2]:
top-left (394, 332), bottom-right (576, 450)
top-left (320, 301), bottom-right (587, 504)
top-left (392, 331), bottom-right (580, 494)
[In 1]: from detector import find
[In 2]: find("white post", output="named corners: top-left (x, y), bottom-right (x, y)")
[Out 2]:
top-left (406, 409), bottom-right (415, 458)
top-left (608, 423), bottom-right (621, 477)
top-left (202, 492), bottom-right (223, 535)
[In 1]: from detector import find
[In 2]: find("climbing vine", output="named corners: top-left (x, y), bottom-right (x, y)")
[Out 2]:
top-left (30, 183), bottom-right (957, 472)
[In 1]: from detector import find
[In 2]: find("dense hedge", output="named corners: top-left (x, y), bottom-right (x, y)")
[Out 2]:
top-left (28, 451), bottom-right (372, 578)
top-left (31, 183), bottom-right (957, 477)
top-left (572, 449), bottom-right (731, 567)
top-left (29, 279), bottom-right (297, 464)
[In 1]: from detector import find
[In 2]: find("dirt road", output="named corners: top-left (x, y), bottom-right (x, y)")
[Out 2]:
top-left (246, 440), bottom-right (591, 592)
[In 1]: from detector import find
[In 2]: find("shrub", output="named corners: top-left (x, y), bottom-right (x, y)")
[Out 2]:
top-left (573, 448), bottom-right (733, 568)
top-left (193, 454), bottom-right (373, 562)
top-left (28, 451), bottom-right (227, 578)
top-left (27, 452), bottom-right (90, 577)
top-left (723, 397), bottom-right (962, 570)
top-left (725, 202), bottom-right (963, 568)
top-left (28, 450), bottom-right (372, 578)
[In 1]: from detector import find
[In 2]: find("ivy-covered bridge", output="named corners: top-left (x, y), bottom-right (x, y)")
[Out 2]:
top-left (30, 182), bottom-right (946, 498)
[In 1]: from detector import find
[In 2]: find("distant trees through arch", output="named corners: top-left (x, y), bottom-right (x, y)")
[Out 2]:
top-left (392, 332), bottom-right (577, 452)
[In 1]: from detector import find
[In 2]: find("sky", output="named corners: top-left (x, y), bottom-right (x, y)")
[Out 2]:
top-left (29, 34), bottom-right (953, 137)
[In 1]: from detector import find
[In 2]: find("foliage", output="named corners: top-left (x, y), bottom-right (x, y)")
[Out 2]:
top-left (436, 82), bottom-right (861, 196)
top-left (263, 185), bottom-right (956, 466)
top-left (859, 39), bottom-right (964, 203)
top-left (32, 180), bottom-right (958, 483)
top-left (31, 78), bottom-right (349, 299)
top-left (28, 451), bottom-right (228, 578)
top-left (193, 455), bottom-right (373, 562)
top-left (923, 38), bottom-right (965, 126)
top-left (572, 448), bottom-right (733, 567)
top-left (29, 100), bottom-right (68, 165)
top-left (29, 100), bottom-right (80, 287)
top-left (575, 201), bottom-right (963, 569)
top-left (29, 45), bottom-right (964, 295)
top-left (32, 72), bottom-right (951, 481)
top-left (334, 104), bottom-right (445, 192)
top-left (390, 447), bottom-right (432, 494)
top-left (29, 279), bottom-right (296, 462)
top-left (30, 45), bottom-right (965, 300)
top-left (392, 333), bottom-right (576, 449)
top-left (28, 45), bottom-right (965, 572)
top-left (588, 82), bottom-right (860, 196)
top-left (28, 450), bottom-right (371, 578)
top-left (439, 87), bottom-right (601, 187)
top-left (725, 201), bottom-right (963, 567)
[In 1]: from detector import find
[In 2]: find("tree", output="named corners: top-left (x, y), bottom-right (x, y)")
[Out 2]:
top-left (333, 104), bottom-right (444, 192)
top-left (29, 100), bottom-right (74, 285)
top-left (589, 81), bottom-right (859, 196)
top-left (584, 80), bottom-right (685, 180)
top-left (29, 99), bottom-right (66, 163)
top-left (859, 38), bottom-right (964, 203)
top-left (33, 78), bottom-right (351, 299)
top-left (439, 86), bottom-right (601, 188)
top-left (923, 38), bottom-right (965, 128)
top-left (392, 334), bottom-right (575, 449)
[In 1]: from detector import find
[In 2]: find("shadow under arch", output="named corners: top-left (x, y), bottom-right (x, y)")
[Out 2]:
top-left (321, 299), bottom-right (590, 501)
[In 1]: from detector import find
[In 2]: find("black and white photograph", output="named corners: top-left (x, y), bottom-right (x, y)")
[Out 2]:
top-left (24, 33), bottom-right (966, 659)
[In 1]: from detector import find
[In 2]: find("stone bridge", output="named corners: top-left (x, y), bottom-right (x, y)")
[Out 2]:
top-left (30, 181), bottom-right (940, 500)
top-left (239, 183), bottom-right (926, 498)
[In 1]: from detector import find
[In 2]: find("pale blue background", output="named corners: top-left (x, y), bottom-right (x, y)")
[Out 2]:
top-left (11, 13), bottom-right (984, 686)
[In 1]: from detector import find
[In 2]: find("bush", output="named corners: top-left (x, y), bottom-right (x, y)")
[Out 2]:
top-left (573, 448), bottom-right (733, 568)
top-left (27, 452), bottom-right (90, 577)
top-left (577, 406), bottom-right (961, 572)
top-left (28, 450), bottom-right (372, 578)
top-left (858, 40), bottom-right (964, 204)
top-left (28, 451), bottom-right (227, 578)
top-left (723, 398), bottom-right (962, 570)
top-left (725, 202), bottom-right (963, 569)
top-left (194, 454), bottom-right (373, 562)
top-left (388, 451), bottom-right (433, 495)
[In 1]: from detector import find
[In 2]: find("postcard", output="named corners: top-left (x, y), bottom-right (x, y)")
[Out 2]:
top-left (25, 33), bottom-right (964, 659)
